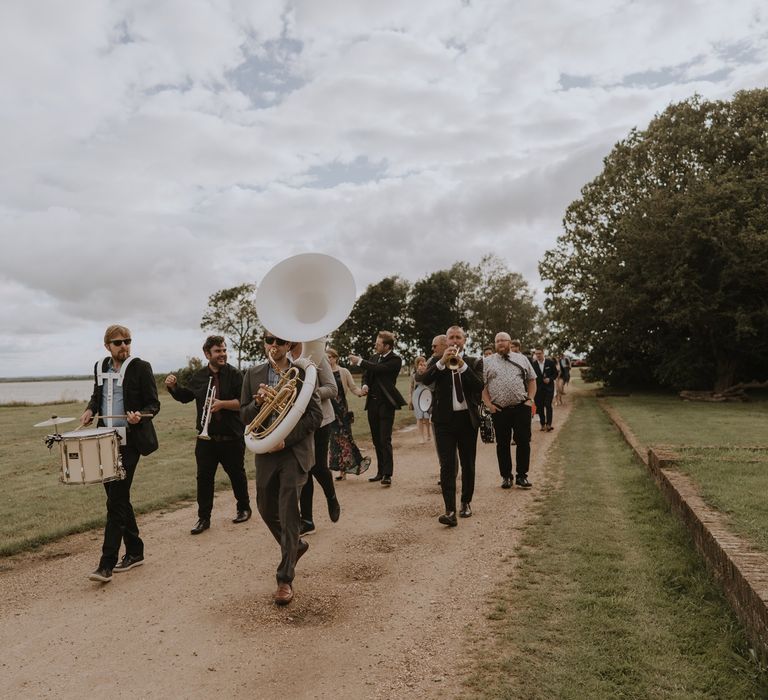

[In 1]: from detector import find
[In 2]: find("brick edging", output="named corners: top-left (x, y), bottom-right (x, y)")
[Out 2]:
top-left (597, 399), bottom-right (768, 661)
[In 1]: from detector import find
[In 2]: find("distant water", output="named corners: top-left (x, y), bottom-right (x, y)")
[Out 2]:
top-left (0, 380), bottom-right (93, 405)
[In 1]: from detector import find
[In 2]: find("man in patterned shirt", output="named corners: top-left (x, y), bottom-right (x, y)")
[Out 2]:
top-left (482, 332), bottom-right (537, 489)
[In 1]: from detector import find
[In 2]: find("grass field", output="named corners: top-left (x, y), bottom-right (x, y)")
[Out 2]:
top-left (603, 393), bottom-right (768, 554)
top-left (465, 397), bottom-right (768, 699)
top-left (0, 374), bottom-right (413, 556)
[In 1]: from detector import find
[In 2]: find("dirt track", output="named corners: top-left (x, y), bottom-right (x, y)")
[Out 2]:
top-left (0, 402), bottom-right (571, 699)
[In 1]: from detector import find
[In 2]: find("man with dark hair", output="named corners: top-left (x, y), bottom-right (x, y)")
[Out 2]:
top-left (532, 347), bottom-right (558, 432)
top-left (348, 330), bottom-right (406, 486)
top-left (80, 325), bottom-right (160, 583)
top-left (165, 335), bottom-right (251, 534)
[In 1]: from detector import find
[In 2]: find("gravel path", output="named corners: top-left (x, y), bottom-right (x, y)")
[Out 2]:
top-left (1, 402), bottom-right (572, 699)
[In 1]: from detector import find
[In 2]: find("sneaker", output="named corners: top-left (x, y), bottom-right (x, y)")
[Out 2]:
top-left (459, 502), bottom-right (472, 518)
top-left (516, 476), bottom-right (533, 489)
top-left (113, 553), bottom-right (144, 573)
top-left (438, 512), bottom-right (458, 527)
top-left (501, 478), bottom-right (512, 489)
top-left (300, 519), bottom-right (316, 536)
top-left (88, 566), bottom-right (112, 583)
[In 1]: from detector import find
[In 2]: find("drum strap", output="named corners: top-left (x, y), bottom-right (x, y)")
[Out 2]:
top-left (96, 355), bottom-right (135, 434)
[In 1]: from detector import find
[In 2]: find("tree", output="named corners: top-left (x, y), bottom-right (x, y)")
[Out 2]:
top-left (540, 90), bottom-right (768, 391)
top-left (407, 270), bottom-right (462, 356)
top-left (200, 283), bottom-right (264, 370)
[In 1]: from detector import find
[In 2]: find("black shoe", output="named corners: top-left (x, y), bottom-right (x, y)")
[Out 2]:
top-left (516, 476), bottom-right (533, 489)
top-left (297, 539), bottom-right (309, 563)
top-left (459, 503), bottom-right (472, 518)
top-left (232, 509), bottom-right (252, 524)
top-left (381, 476), bottom-right (392, 486)
top-left (501, 478), bottom-right (512, 489)
top-left (113, 553), bottom-right (144, 572)
top-left (328, 497), bottom-right (341, 523)
top-left (190, 518), bottom-right (210, 535)
top-left (300, 519), bottom-right (316, 536)
top-left (88, 566), bottom-right (112, 583)
top-left (438, 512), bottom-right (458, 527)
top-left (369, 474), bottom-right (383, 482)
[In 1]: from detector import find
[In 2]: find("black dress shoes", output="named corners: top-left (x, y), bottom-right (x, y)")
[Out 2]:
top-left (369, 474), bottom-right (383, 482)
top-left (516, 476), bottom-right (533, 489)
top-left (327, 497), bottom-right (341, 522)
top-left (190, 518), bottom-right (210, 535)
top-left (381, 476), bottom-right (392, 486)
top-left (438, 512), bottom-right (458, 527)
top-left (459, 502), bottom-right (472, 518)
top-left (297, 539), bottom-right (309, 563)
top-left (232, 509), bottom-right (252, 524)
top-left (501, 478), bottom-right (512, 489)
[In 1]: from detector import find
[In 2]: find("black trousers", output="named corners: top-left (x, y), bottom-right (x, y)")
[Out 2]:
top-left (194, 438), bottom-right (250, 519)
top-left (434, 410), bottom-right (478, 513)
top-left (367, 399), bottom-right (395, 477)
top-left (100, 445), bottom-right (142, 569)
top-left (299, 422), bottom-right (336, 522)
top-left (491, 404), bottom-right (532, 479)
top-left (535, 390), bottom-right (554, 426)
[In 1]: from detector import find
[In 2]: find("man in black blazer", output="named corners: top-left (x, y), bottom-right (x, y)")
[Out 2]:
top-left (532, 347), bottom-right (558, 431)
top-left (348, 330), bottom-right (405, 486)
top-left (80, 325), bottom-right (160, 583)
top-left (415, 326), bottom-right (483, 526)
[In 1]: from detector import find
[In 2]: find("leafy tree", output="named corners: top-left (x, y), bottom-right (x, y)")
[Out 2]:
top-left (407, 270), bottom-right (462, 355)
top-left (200, 283), bottom-right (263, 370)
top-left (540, 90), bottom-right (768, 391)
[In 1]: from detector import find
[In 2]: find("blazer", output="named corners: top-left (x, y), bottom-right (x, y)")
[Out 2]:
top-left (86, 357), bottom-right (160, 456)
top-left (167, 363), bottom-right (244, 436)
top-left (532, 357), bottom-right (559, 395)
top-left (360, 352), bottom-right (406, 411)
top-left (240, 361), bottom-right (324, 472)
top-left (415, 354), bottom-right (484, 428)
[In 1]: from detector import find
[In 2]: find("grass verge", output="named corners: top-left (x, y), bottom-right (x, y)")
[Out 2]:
top-left (465, 397), bottom-right (768, 699)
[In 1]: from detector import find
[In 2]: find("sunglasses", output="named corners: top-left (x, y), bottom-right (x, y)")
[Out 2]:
top-left (264, 336), bottom-right (289, 346)
top-left (110, 338), bottom-right (132, 347)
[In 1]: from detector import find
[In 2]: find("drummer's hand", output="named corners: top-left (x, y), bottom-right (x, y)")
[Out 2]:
top-left (126, 411), bottom-right (142, 425)
top-left (80, 409), bottom-right (94, 426)
top-left (164, 374), bottom-right (177, 390)
top-left (268, 439), bottom-right (285, 453)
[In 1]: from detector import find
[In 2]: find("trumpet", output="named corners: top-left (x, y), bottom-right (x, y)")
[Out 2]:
top-left (445, 345), bottom-right (464, 371)
top-left (198, 377), bottom-right (216, 440)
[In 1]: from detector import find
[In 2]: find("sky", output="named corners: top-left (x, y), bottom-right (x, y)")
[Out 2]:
top-left (1, 0), bottom-right (767, 377)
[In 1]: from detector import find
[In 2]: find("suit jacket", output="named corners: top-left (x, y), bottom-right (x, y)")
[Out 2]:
top-left (86, 357), bottom-right (160, 455)
top-left (532, 357), bottom-right (558, 395)
top-left (240, 361), bottom-right (323, 472)
top-left (360, 352), bottom-right (406, 411)
top-left (167, 363), bottom-right (243, 436)
top-left (415, 354), bottom-right (484, 428)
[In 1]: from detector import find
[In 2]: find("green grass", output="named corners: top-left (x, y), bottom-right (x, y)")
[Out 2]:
top-left (0, 375), bottom-right (411, 556)
top-left (465, 397), bottom-right (768, 699)
top-left (603, 393), bottom-right (768, 554)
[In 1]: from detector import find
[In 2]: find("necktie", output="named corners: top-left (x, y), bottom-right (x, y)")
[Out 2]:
top-left (452, 370), bottom-right (465, 403)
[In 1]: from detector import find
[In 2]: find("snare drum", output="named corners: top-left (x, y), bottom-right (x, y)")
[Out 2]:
top-left (57, 428), bottom-right (125, 485)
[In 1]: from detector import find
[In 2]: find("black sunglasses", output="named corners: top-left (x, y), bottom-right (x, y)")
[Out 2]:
top-left (110, 338), bottom-right (132, 347)
top-left (264, 336), bottom-right (289, 346)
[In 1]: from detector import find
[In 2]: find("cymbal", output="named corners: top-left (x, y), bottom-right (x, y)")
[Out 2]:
top-left (33, 415), bottom-right (76, 428)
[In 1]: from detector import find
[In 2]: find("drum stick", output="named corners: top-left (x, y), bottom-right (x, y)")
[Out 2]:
top-left (97, 414), bottom-right (155, 419)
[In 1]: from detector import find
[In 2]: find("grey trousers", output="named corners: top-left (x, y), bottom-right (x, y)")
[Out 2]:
top-left (255, 454), bottom-right (309, 584)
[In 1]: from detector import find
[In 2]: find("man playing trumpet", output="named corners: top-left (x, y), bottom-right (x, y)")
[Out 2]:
top-left (165, 335), bottom-right (251, 535)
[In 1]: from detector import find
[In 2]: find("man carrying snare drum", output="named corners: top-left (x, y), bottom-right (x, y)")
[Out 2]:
top-left (80, 325), bottom-right (160, 583)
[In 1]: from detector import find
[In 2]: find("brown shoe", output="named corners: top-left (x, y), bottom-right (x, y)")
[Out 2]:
top-left (273, 583), bottom-right (294, 605)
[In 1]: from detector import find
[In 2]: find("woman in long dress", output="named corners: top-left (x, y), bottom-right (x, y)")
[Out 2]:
top-left (325, 347), bottom-right (371, 480)
top-left (409, 356), bottom-right (433, 443)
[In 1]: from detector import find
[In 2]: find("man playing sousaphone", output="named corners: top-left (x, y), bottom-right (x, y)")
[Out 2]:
top-left (240, 332), bottom-right (323, 605)
top-left (80, 325), bottom-right (160, 583)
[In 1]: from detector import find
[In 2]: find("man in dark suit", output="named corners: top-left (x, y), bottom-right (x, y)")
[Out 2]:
top-left (80, 324), bottom-right (160, 583)
top-left (348, 330), bottom-right (406, 486)
top-left (532, 347), bottom-right (558, 431)
top-left (241, 333), bottom-right (323, 605)
top-left (165, 335), bottom-right (251, 535)
top-left (415, 326), bottom-right (483, 526)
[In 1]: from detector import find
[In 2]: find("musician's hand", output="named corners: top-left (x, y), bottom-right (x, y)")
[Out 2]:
top-left (268, 439), bottom-right (285, 453)
top-left (80, 409), bottom-right (94, 426)
top-left (485, 403), bottom-right (498, 414)
top-left (441, 346), bottom-right (457, 364)
top-left (254, 383), bottom-right (268, 406)
top-left (126, 410), bottom-right (142, 425)
top-left (164, 374), bottom-right (177, 389)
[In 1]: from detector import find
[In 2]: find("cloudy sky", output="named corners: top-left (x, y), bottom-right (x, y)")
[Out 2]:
top-left (1, 0), bottom-right (766, 377)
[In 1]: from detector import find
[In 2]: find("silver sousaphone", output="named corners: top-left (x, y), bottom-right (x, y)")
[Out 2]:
top-left (244, 253), bottom-right (356, 454)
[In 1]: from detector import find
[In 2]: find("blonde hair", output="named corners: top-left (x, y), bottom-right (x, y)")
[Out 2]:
top-left (377, 330), bottom-right (395, 349)
top-left (326, 347), bottom-right (339, 360)
top-left (413, 355), bottom-right (427, 370)
top-left (104, 324), bottom-right (131, 344)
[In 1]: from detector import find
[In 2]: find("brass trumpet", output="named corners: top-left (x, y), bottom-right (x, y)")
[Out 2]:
top-left (244, 350), bottom-right (302, 441)
top-left (445, 345), bottom-right (464, 371)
